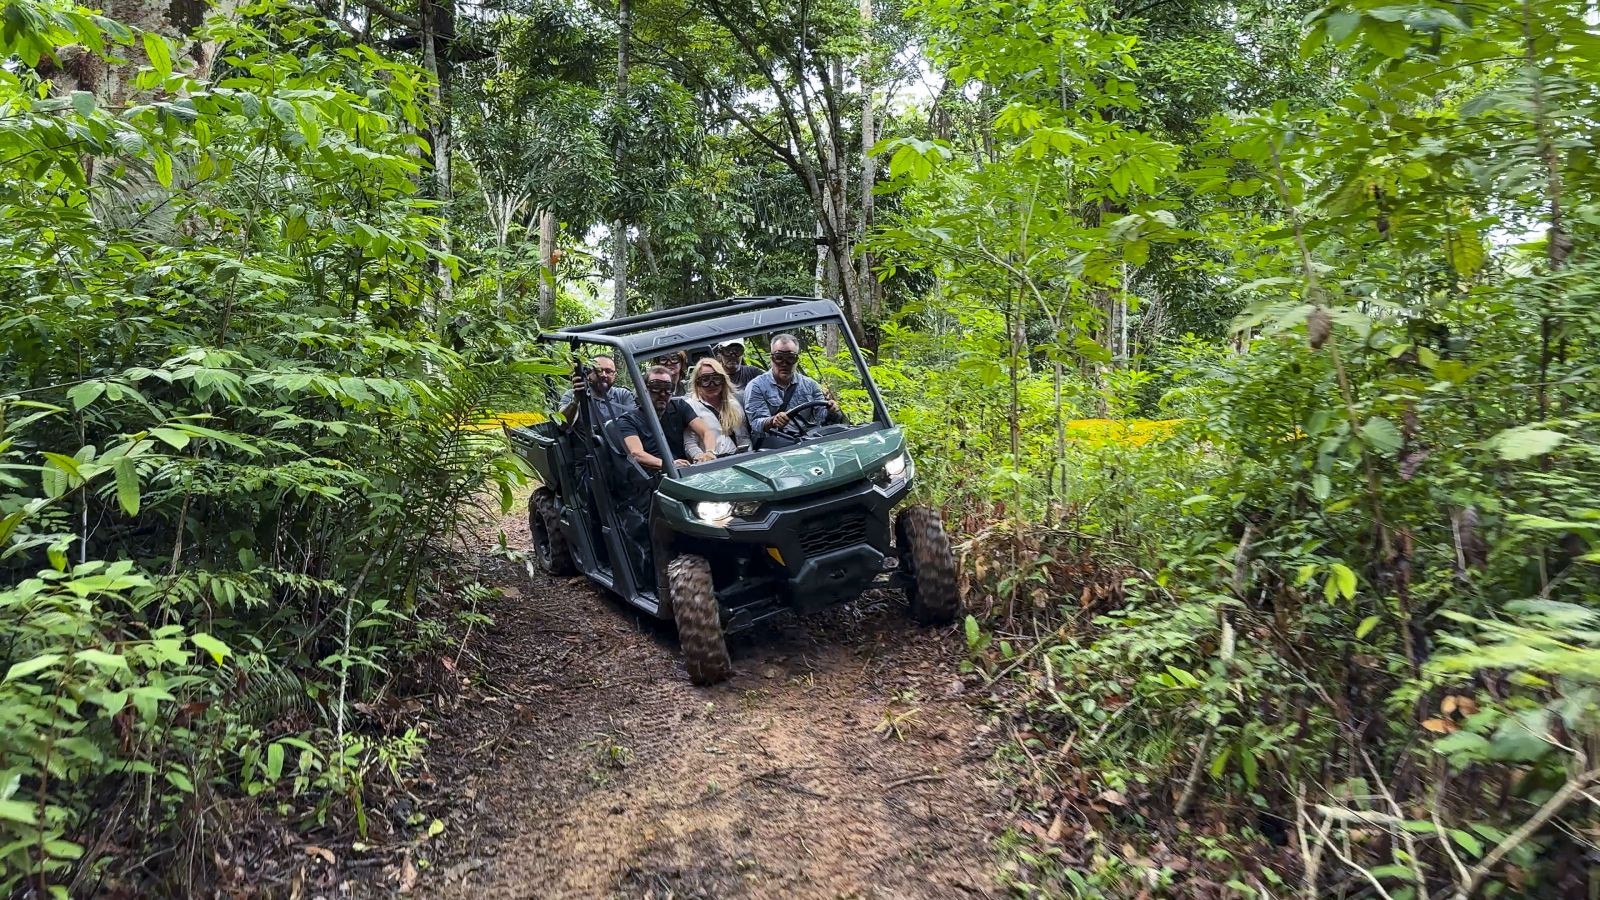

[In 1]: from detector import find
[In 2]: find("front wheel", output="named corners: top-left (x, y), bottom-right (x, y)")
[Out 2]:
top-left (896, 505), bottom-right (960, 625)
top-left (668, 554), bottom-right (732, 685)
top-left (529, 487), bottom-right (575, 576)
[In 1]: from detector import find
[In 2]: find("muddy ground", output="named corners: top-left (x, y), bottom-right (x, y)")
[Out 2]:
top-left (368, 502), bottom-right (1008, 899)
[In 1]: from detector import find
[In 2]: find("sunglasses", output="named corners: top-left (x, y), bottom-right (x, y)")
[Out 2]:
top-left (645, 381), bottom-right (675, 394)
top-left (695, 374), bottom-right (725, 387)
top-left (770, 352), bottom-right (798, 364)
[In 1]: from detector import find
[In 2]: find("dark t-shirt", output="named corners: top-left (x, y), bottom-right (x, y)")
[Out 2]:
top-left (728, 363), bottom-right (763, 391)
top-left (616, 398), bottom-right (694, 463)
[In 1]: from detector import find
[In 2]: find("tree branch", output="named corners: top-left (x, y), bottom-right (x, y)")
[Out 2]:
top-left (1453, 765), bottom-right (1600, 899)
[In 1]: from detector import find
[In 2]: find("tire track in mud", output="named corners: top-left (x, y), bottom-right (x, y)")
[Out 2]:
top-left (413, 501), bottom-right (1003, 899)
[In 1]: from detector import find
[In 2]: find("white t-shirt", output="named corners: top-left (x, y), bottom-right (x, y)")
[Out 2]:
top-left (683, 395), bottom-right (751, 457)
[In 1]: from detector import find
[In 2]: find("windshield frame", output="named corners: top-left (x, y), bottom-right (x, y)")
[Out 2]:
top-left (563, 316), bottom-right (890, 479)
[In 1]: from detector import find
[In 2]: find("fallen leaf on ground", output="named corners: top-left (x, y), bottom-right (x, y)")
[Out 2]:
top-left (303, 845), bottom-right (335, 864)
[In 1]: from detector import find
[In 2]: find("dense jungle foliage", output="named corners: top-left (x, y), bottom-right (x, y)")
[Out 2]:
top-left (1, 0), bottom-right (1596, 895)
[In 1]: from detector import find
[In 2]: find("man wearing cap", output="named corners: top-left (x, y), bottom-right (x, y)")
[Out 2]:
top-left (714, 339), bottom-right (764, 392)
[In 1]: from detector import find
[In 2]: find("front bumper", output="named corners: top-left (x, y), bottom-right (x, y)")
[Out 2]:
top-left (662, 475), bottom-right (912, 611)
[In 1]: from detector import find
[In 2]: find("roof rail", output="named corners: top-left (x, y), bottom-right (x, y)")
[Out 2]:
top-left (557, 296), bottom-right (817, 337)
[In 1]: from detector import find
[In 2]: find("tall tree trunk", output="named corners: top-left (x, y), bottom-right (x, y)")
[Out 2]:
top-left (814, 221), bottom-right (827, 296)
top-left (611, 0), bottom-right (632, 319)
top-left (538, 209), bottom-right (557, 326)
top-left (858, 0), bottom-right (877, 322)
top-left (420, 0), bottom-right (454, 328)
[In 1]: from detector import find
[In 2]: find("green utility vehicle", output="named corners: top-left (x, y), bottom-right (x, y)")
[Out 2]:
top-left (509, 296), bottom-right (958, 684)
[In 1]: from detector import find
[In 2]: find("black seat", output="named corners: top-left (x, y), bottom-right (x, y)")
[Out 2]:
top-left (601, 419), bottom-right (654, 495)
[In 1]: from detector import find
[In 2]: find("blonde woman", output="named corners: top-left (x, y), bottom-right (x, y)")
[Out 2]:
top-left (683, 358), bottom-right (752, 457)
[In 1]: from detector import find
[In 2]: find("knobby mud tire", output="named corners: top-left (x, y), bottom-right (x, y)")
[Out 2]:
top-left (668, 554), bottom-right (732, 685)
top-left (530, 487), bottom-right (575, 577)
top-left (897, 505), bottom-right (960, 625)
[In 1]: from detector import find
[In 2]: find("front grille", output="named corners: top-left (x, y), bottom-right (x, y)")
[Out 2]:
top-left (798, 510), bottom-right (868, 556)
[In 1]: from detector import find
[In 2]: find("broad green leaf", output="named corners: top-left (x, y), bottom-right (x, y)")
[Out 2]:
top-left (0, 510), bottom-right (25, 545)
top-left (1364, 19), bottom-right (1410, 58)
top-left (1449, 829), bottom-right (1483, 858)
top-left (68, 381), bottom-right (106, 410)
top-left (153, 151), bottom-right (173, 188)
top-left (142, 31), bottom-right (172, 78)
top-left (1209, 747), bottom-right (1231, 779)
top-left (114, 457), bottom-right (140, 516)
top-left (75, 649), bottom-right (129, 671)
top-left (1355, 615), bottom-right (1379, 639)
top-left (1492, 427), bottom-right (1565, 461)
top-left (1329, 563), bottom-right (1358, 601)
top-left (190, 632), bottom-right (231, 664)
top-left (1359, 418), bottom-right (1402, 455)
top-left (41, 452), bottom-right (85, 482)
top-left (70, 90), bottom-right (96, 118)
top-left (6, 654), bottom-right (64, 682)
top-left (0, 799), bottom-right (39, 825)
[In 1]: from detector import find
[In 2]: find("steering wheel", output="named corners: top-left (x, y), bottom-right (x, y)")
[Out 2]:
top-left (768, 399), bottom-right (832, 443)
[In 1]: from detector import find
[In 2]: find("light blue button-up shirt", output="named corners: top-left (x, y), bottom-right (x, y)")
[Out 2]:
top-left (743, 370), bottom-right (827, 438)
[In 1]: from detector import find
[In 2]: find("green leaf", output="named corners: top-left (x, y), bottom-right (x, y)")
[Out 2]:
top-left (1239, 747), bottom-right (1258, 785)
top-left (0, 510), bottom-right (25, 545)
top-left (1329, 563), bottom-right (1358, 601)
top-left (1355, 615), bottom-right (1379, 640)
top-left (142, 31), bottom-right (172, 78)
top-left (74, 649), bottom-right (129, 671)
top-left (1364, 19), bottom-right (1410, 58)
top-left (1492, 427), bottom-right (1565, 461)
top-left (1359, 417), bottom-right (1402, 455)
top-left (963, 614), bottom-right (981, 649)
top-left (70, 90), bottom-right (96, 118)
top-left (0, 799), bottom-right (39, 825)
top-left (1325, 10), bottom-right (1360, 43)
top-left (427, 818), bottom-right (445, 837)
top-left (190, 632), bottom-right (231, 664)
top-left (1449, 829), bottom-right (1484, 858)
top-left (150, 427), bottom-right (191, 450)
top-left (67, 380), bottom-right (106, 410)
top-left (265, 743), bottom-right (285, 781)
top-left (170, 422), bottom-right (261, 455)
top-left (152, 151), bottom-right (173, 189)
top-left (41, 451), bottom-right (85, 482)
top-left (113, 457), bottom-right (140, 516)
top-left (6, 654), bottom-right (64, 682)
top-left (1209, 747), bottom-right (1231, 779)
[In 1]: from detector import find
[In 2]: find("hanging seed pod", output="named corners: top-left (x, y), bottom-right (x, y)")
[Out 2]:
top-left (1308, 306), bottom-right (1332, 350)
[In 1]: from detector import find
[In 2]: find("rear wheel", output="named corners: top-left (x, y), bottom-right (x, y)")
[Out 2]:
top-left (529, 487), bottom-right (575, 576)
top-left (897, 505), bottom-right (960, 625)
top-left (668, 554), bottom-right (731, 685)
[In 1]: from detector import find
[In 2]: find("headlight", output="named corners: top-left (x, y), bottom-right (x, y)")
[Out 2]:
top-left (694, 501), bottom-right (733, 525)
top-left (884, 453), bottom-right (908, 479)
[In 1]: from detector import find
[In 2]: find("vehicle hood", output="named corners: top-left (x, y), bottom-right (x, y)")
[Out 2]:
top-left (661, 428), bottom-right (905, 503)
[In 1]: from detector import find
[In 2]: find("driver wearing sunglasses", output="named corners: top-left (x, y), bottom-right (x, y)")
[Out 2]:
top-left (742, 334), bottom-right (841, 443)
top-left (616, 366), bottom-right (717, 471)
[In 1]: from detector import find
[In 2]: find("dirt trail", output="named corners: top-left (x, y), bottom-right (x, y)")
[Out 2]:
top-left (412, 503), bottom-right (1003, 899)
